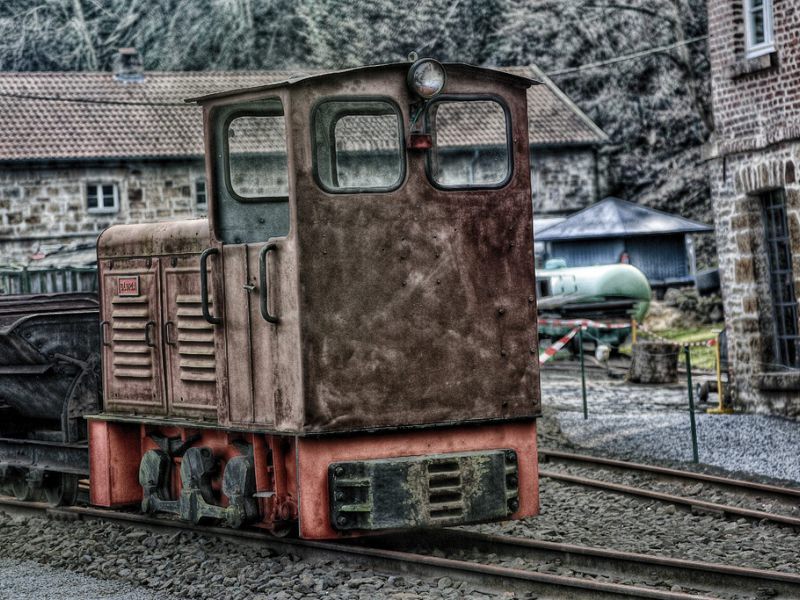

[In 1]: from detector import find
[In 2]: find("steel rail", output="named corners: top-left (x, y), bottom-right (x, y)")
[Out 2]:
top-left (540, 449), bottom-right (800, 499)
top-left (0, 497), bottom-right (713, 600)
top-left (381, 529), bottom-right (800, 599)
top-left (540, 469), bottom-right (800, 528)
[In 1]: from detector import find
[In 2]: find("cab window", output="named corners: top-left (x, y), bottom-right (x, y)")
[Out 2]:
top-left (227, 115), bottom-right (288, 199)
top-left (313, 99), bottom-right (404, 193)
top-left (214, 99), bottom-right (290, 244)
top-left (428, 98), bottom-right (511, 189)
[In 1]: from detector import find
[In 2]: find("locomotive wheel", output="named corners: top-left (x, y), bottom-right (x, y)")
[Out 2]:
top-left (43, 473), bottom-right (79, 507)
top-left (12, 479), bottom-right (37, 502)
top-left (268, 522), bottom-right (298, 538)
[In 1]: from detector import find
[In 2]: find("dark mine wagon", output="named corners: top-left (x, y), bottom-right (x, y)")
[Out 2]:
top-left (4, 61), bottom-right (541, 539)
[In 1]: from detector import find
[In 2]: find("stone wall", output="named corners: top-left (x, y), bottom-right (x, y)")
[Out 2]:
top-left (711, 144), bottom-right (800, 419)
top-left (0, 160), bottom-right (207, 264)
top-left (707, 0), bottom-right (800, 419)
top-left (531, 146), bottom-right (599, 215)
top-left (0, 145), bottom-right (600, 264)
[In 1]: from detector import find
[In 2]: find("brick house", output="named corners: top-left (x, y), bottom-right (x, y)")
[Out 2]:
top-left (706, 0), bottom-right (800, 418)
top-left (0, 63), bottom-right (607, 265)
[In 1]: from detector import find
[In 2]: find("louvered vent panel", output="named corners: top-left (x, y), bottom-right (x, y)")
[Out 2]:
top-left (176, 295), bottom-right (216, 383)
top-left (111, 296), bottom-right (152, 379)
top-left (427, 458), bottom-right (465, 521)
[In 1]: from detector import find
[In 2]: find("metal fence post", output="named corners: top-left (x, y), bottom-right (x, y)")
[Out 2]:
top-left (684, 344), bottom-right (699, 463)
top-left (707, 330), bottom-right (733, 415)
top-left (579, 326), bottom-right (588, 420)
top-left (21, 267), bottom-right (30, 294)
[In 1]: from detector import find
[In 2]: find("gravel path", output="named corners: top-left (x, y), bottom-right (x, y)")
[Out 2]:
top-left (539, 370), bottom-right (800, 483)
top-left (0, 512), bottom-right (504, 600)
top-left (0, 558), bottom-right (168, 600)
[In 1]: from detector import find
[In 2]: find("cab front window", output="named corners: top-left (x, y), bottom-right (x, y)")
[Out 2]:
top-left (312, 98), bottom-right (405, 193)
top-left (427, 98), bottom-right (511, 189)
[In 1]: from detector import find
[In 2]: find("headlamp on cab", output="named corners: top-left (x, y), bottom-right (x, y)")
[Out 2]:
top-left (407, 59), bottom-right (446, 100)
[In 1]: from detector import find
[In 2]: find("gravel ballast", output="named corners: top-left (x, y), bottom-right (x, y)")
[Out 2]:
top-left (475, 477), bottom-right (800, 574)
top-left (0, 512), bottom-right (497, 600)
top-left (540, 370), bottom-right (800, 483)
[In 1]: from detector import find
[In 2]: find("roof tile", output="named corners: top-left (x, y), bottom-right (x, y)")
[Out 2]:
top-left (0, 68), bottom-right (606, 161)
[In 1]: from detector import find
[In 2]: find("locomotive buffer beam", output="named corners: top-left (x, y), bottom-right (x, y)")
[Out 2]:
top-left (329, 449), bottom-right (520, 531)
top-left (139, 446), bottom-right (258, 528)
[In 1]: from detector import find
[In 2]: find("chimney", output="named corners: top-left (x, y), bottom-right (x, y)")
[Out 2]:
top-left (113, 48), bottom-right (144, 83)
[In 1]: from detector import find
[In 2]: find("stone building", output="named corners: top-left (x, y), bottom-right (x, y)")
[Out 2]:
top-left (706, 0), bottom-right (800, 418)
top-left (0, 62), bottom-right (606, 265)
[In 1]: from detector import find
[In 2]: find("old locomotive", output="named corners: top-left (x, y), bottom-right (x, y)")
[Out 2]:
top-left (3, 61), bottom-right (541, 539)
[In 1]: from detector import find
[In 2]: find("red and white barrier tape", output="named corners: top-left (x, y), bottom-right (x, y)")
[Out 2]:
top-left (537, 317), bottom-right (630, 330)
top-left (636, 324), bottom-right (717, 347)
top-left (539, 327), bottom-right (580, 365)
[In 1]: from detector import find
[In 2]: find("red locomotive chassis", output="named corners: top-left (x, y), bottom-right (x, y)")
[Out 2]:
top-left (89, 62), bottom-right (541, 538)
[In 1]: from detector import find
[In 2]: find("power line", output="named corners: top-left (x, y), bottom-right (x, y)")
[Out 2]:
top-left (0, 34), bottom-right (710, 108)
top-left (0, 90), bottom-right (188, 107)
top-left (546, 35), bottom-right (708, 77)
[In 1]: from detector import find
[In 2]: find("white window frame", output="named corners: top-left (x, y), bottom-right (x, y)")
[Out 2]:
top-left (194, 177), bottom-right (207, 207)
top-left (86, 182), bottom-right (119, 214)
top-left (744, 0), bottom-right (775, 59)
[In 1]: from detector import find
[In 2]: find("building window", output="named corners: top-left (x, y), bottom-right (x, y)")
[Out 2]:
top-left (762, 190), bottom-right (799, 369)
top-left (195, 178), bottom-right (207, 207)
top-left (86, 183), bottom-right (119, 213)
top-left (744, 0), bottom-right (774, 59)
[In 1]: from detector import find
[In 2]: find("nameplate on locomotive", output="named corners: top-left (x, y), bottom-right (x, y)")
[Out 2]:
top-left (117, 276), bottom-right (140, 297)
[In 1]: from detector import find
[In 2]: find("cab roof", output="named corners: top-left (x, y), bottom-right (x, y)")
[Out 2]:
top-left (185, 62), bottom-right (538, 104)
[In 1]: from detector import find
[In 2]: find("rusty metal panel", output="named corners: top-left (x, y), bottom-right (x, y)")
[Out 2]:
top-left (162, 256), bottom-right (217, 419)
top-left (100, 258), bottom-right (166, 414)
top-left (97, 220), bottom-right (231, 424)
top-left (218, 241), bottom-right (298, 429)
top-left (285, 66), bottom-right (539, 433)
top-left (97, 220), bottom-right (210, 259)
top-left (221, 244), bottom-right (255, 426)
top-left (246, 244), bottom-right (278, 426)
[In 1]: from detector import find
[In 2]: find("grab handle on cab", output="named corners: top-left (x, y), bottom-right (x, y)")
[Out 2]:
top-left (100, 320), bottom-right (111, 347)
top-left (199, 248), bottom-right (222, 325)
top-left (259, 243), bottom-right (279, 324)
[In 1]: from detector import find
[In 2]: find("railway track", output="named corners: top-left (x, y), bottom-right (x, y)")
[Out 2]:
top-left (1, 494), bottom-right (799, 598)
top-left (540, 449), bottom-right (800, 528)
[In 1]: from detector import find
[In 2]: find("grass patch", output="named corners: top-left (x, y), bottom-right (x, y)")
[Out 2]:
top-left (625, 324), bottom-right (724, 370)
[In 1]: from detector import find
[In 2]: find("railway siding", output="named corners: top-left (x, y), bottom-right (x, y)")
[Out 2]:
top-left (473, 477), bottom-right (800, 575)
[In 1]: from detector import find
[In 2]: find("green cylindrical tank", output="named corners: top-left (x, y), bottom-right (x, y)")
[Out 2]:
top-left (537, 263), bottom-right (652, 349)
top-left (539, 263), bottom-right (651, 322)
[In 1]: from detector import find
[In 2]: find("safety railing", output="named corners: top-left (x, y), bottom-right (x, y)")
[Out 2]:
top-left (0, 266), bottom-right (98, 295)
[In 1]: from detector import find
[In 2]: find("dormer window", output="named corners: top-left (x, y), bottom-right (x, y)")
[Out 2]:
top-left (744, 0), bottom-right (774, 59)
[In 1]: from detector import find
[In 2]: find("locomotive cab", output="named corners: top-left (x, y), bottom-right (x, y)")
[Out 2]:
top-left (90, 62), bottom-right (541, 539)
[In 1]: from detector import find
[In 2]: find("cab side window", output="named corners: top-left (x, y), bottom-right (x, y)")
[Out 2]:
top-left (313, 99), bottom-right (405, 193)
top-left (213, 99), bottom-right (290, 244)
top-left (227, 115), bottom-right (288, 199)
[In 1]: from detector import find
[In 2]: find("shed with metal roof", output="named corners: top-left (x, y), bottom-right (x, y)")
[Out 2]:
top-left (536, 197), bottom-right (713, 291)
